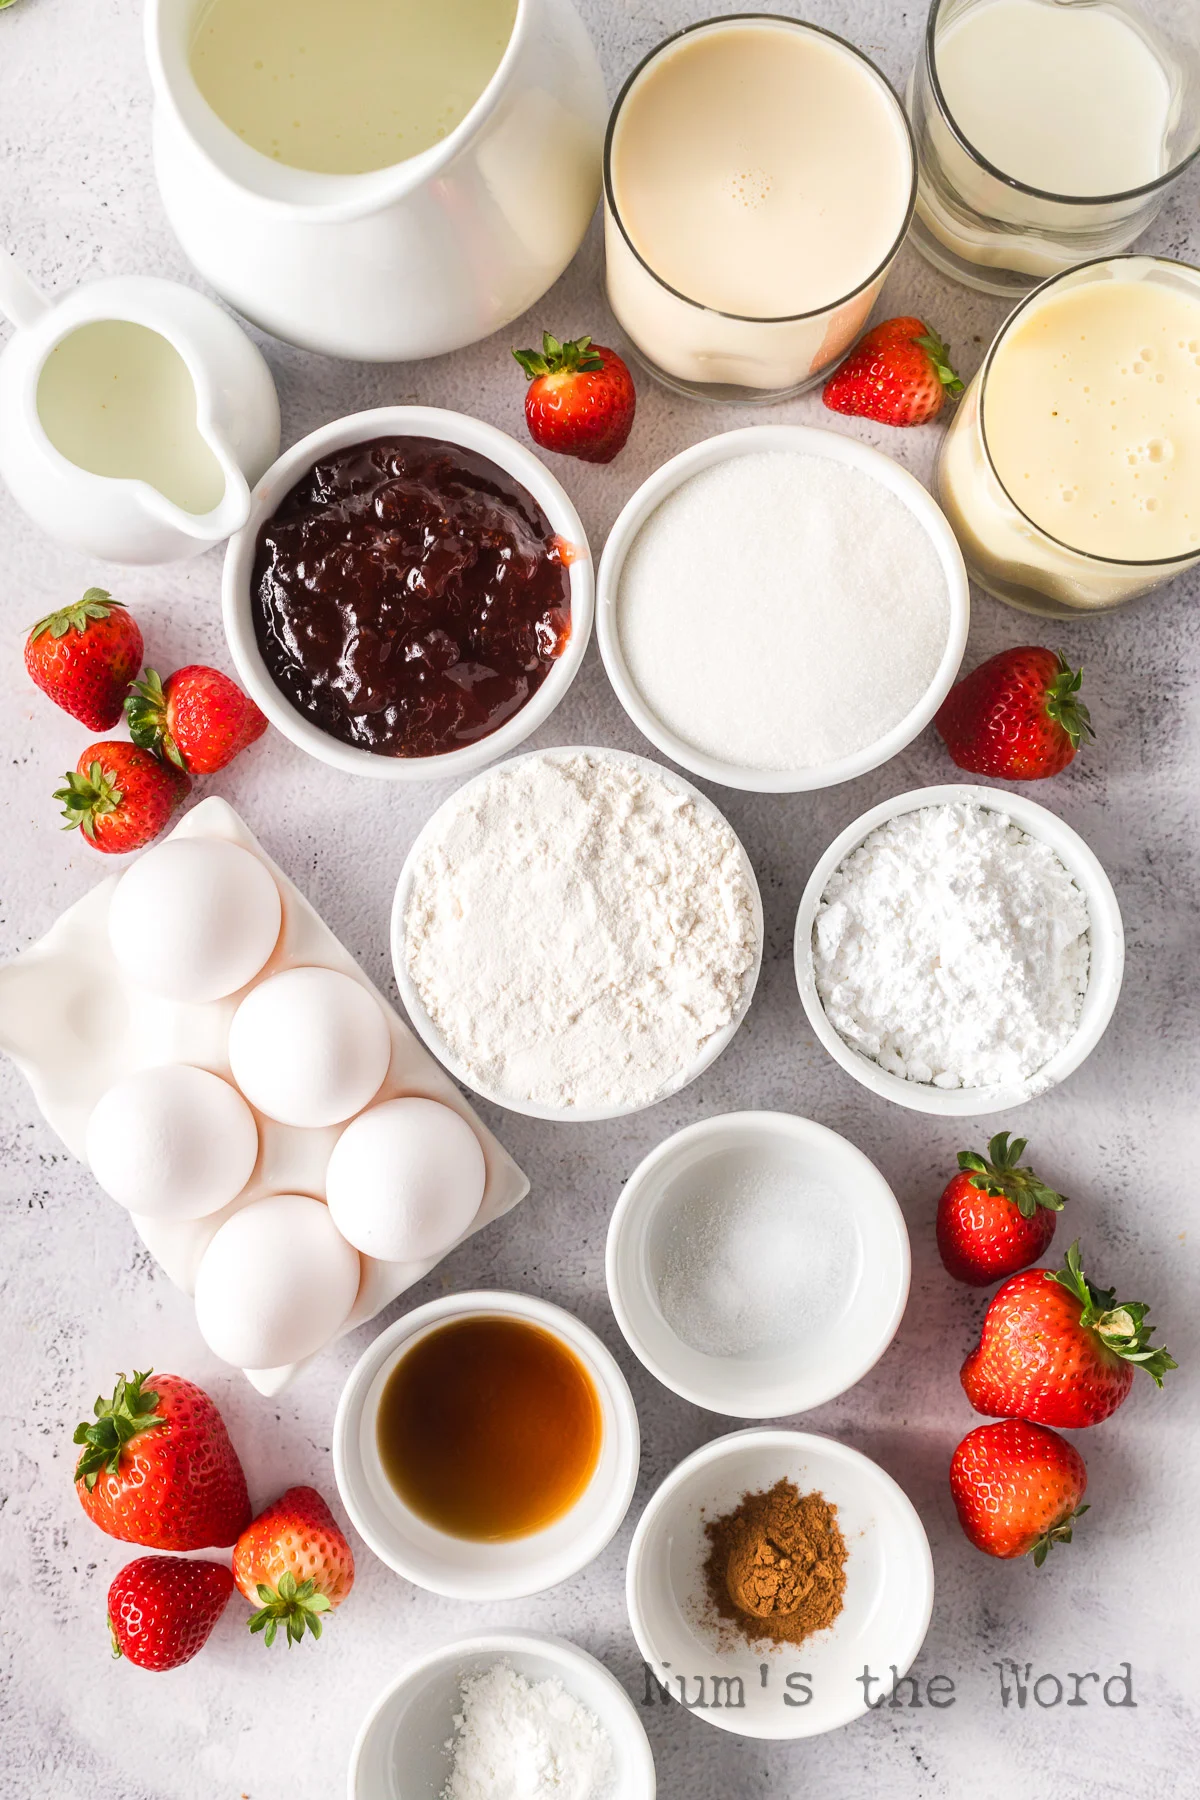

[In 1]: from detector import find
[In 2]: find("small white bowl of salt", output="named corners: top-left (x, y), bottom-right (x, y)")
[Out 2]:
top-left (606, 1111), bottom-right (910, 1418)
top-left (348, 1628), bottom-right (655, 1799)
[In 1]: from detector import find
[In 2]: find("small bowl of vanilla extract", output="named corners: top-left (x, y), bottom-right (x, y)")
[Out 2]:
top-left (333, 1291), bottom-right (641, 1600)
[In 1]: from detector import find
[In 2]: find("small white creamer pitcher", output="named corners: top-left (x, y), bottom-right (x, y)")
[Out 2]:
top-left (145, 0), bottom-right (607, 362)
top-left (0, 255), bottom-right (281, 565)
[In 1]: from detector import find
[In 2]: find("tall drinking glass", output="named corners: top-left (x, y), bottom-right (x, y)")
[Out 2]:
top-left (908, 0), bottom-right (1200, 297)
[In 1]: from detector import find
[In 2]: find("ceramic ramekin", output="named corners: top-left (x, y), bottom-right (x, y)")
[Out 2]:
top-left (222, 406), bottom-right (594, 782)
top-left (333, 1291), bottom-right (640, 1601)
top-left (348, 1629), bottom-right (656, 1800)
top-left (606, 1111), bottom-right (910, 1417)
top-left (626, 1428), bottom-right (934, 1740)
top-left (595, 425), bottom-right (969, 793)
top-left (391, 745), bottom-right (764, 1122)
top-left (793, 783), bottom-right (1125, 1116)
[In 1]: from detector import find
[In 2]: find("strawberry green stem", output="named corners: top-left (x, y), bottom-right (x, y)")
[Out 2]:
top-left (1049, 1242), bottom-right (1177, 1385)
top-left (1031, 1503), bottom-right (1089, 1569)
top-left (1044, 654), bottom-right (1095, 753)
top-left (28, 588), bottom-right (123, 641)
top-left (73, 1369), bottom-right (165, 1488)
top-left (246, 1571), bottom-right (332, 1648)
top-left (957, 1131), bottom-right (1066, 1220)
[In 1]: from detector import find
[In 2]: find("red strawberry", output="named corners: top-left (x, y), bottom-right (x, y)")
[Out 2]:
top-left (126, 665), bottom-right (268, 775)
top-left (24, 588), bottom-right (144, 730)
top-left (950, 1420), bottom-right (1088, 1565)
top-left (54, 741), bottom-right (190, 854)
top-left (935, 647), bottom-right (1093, 780)
top-left (233, 1486), bottom-right (354, 1648)
top-left (823, 315), bottom-right (963, 426)
top-left (961, 1242), bottom-right (1176, 1429)
top-left (513, 333), bottom-right (635, 464)
top-left (937, 1131), bottom-right (1066, 1287)
top-left (108, 1555), bottom-right (234, 1671)
top-left (74, 1370), bottom-right (251, 1550)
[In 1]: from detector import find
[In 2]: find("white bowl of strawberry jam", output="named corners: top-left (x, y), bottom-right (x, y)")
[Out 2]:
top-left (222, 406), bottom-right (593, 781)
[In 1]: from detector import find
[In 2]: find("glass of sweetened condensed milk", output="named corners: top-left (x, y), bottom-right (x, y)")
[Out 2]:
top-left (603, 16), bottom-right (916, 401)
top-left (936, 255), bottom-right (1200, 615)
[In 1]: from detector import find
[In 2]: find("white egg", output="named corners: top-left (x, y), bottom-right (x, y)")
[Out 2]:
top-left (193, 1193), bottom-right (361, 1369)
top-left (227, 966), bottom-right (392, 1127)
top-left (108, 837), bottom-right (282, 1004)
top-left (325, 1097), bottom-right (486, 1262)
top-left (85, 1064), bottom-right (259, 1220)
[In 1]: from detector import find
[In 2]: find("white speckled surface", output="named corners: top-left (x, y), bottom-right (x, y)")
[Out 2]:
top-left (1, 3), bottom-right (1198, 1796)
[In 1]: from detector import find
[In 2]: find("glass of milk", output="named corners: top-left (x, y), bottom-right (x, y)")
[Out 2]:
top-left (908, 0), bottom-right (1200, 296)
top-left (936, 255), bottom-right (1200, 614)
top-left (603, 17), bottom-right (916, 401)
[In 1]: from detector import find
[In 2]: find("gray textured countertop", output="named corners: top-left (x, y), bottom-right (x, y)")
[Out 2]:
top-left (1, 3), bottom-right (1197, 1797)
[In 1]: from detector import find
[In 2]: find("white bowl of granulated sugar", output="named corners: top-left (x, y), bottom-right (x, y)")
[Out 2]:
top-left (596, 425), bottom-right (970, 794)
top-left (793, 784), bottom-right (1125, 1116)
top-left (392, 746), bottom-right (764, 1121)
top-left (348, 1629), bottom-right (655, 1799)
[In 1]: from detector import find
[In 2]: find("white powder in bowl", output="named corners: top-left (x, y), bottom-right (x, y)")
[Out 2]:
top-left (443, 1661), bottom-right (614, 1800)
top-left (616, 450), bottom-right (951, 773)
top-left (812, 802), bottom-right (1090, 1089)
top-left (402, 751), bottom-right (759, 1111)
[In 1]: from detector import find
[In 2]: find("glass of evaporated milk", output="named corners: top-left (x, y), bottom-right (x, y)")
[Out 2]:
top-left (936, 256), bottom-right (1200, 615)
top-left (908, 0), bottom-right (1200, 297)
top-left (603, 17), bottom-right (916, 401)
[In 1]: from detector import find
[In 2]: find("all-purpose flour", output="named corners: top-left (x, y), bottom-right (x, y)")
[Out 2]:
top-left (812, 803), bottom-right (1090, 1089)
top-left (403, 752), bottom-right (759, 1111)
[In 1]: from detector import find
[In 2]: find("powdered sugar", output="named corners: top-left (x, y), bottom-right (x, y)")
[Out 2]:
top-left (615, 450), bottom-right (951, 773)
top-left (402, 751), bottom-right (759, 1112)
top-left (442, 1661), bottom-right (614, 1800)
top-left (812, 802), bottom-right (1090, 1089)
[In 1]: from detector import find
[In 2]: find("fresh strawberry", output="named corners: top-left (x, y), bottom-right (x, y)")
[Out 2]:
top-left (822, 315), bottom-right (963, 426)
top-left (233, 1486), bottom-right (354, 1648)
top-left (937, 1131), bottom-right (1066, 1287)
top-left (126, 665), bottom-right (268, 775)
top-left (935, 647), bottom-right (1093, 780)
top-left (513, 332), bottom-right (635, 464)
top-left (24, 588), bottom-right (144, 730)
top-left (961, 1242), bottom-right (1176, 1429)
top-left (107, 1555), bottom-right (234, 1671)
top-left (74, 1370), bottom-right (251, 1550)
top-left (950, 1420), bottom-right (1088, 1565)
top-left (54, 741), bottom-right (190, 853)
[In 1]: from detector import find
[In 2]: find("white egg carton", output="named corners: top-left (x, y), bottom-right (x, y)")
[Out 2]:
top-left (0, 796), bottom-right (528, 1394)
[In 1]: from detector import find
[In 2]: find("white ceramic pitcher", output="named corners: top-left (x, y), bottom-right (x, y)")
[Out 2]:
top-left (145, 0), bottom-right (607, 363)
top-left (0, 255), bottom-right (280, 565)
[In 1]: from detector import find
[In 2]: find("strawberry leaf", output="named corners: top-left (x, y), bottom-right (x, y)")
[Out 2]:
top-left (513, 330), bottom-right (604, 382)
top-left (1030, 1504), bottom-right (1088, 1568)
top-left (29, 588), bottom-right (123, 642)
top-left (914, 328), bottom-right (964, 396)
top-left (1049, 1242), bottom-right (1177, 1385)
top-left (73, 1369), bottom-right (165, 1488)
top-left (54, 760), bottom-right (124, 839)
top-left (958, 1131), bottom-right (1066, 1219)
top-left (1044, 654), bottom-right (1094, 753)
top-left (125, 670), bottom-right (184, 769)
top-left (246, 1573), bottom-right (333, 1649)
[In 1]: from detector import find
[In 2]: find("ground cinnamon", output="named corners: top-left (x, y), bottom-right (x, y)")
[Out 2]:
top-left (703, 1478), bottom-right (848, 1647)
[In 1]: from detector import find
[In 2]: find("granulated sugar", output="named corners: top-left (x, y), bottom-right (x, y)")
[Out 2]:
top-left (616, 450), bottom-right (950, 773)
top-left (402, 751), bottom-right (759, 1111)
top-left (812, 802), bottom-right (1090, 1089)
top-left (655, 1163), bottom-right (858, 1359)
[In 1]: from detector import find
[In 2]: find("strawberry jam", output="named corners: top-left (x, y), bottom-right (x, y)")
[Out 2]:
top-left (251, 437), bottom-right (572, 759)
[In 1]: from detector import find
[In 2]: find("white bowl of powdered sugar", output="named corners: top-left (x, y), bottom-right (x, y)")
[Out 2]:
top-left (794, 785), bottom-right (1125, 1116)
top-left (393, 747), bottom-right (763, 1120)
top-left (596, 425), bottom-right (969, 794)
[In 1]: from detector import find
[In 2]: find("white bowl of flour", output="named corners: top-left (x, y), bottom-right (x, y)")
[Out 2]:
top-left (392, 747), bottom-right (764, 1120)
top-left (794, 785), bottom-right (1125, 1115)
top-left (596, 426), bottom-right (969, 794)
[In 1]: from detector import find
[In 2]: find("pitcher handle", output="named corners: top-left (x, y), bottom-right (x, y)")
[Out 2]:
top-left (0, 252), bottom-right (49, 330)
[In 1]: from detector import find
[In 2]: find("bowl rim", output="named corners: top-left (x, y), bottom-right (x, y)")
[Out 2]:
top-left (625, 1425), bottom-right (935, 1740)
top-left (595, 424), bottom-right (970, 794)
top-left (390, 744), bottom-right (765, 1121)
top-left (793, 783), bottom-right (1126, 1115)
top-left (604, 1109), bottom-right (911, 1416)
top-left (346, 1627), bottom-right (657, 1800)
top-left (221, 405), bottom-right (594, 783)
top-left (332, 1289), bottom-right (641, 1600)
